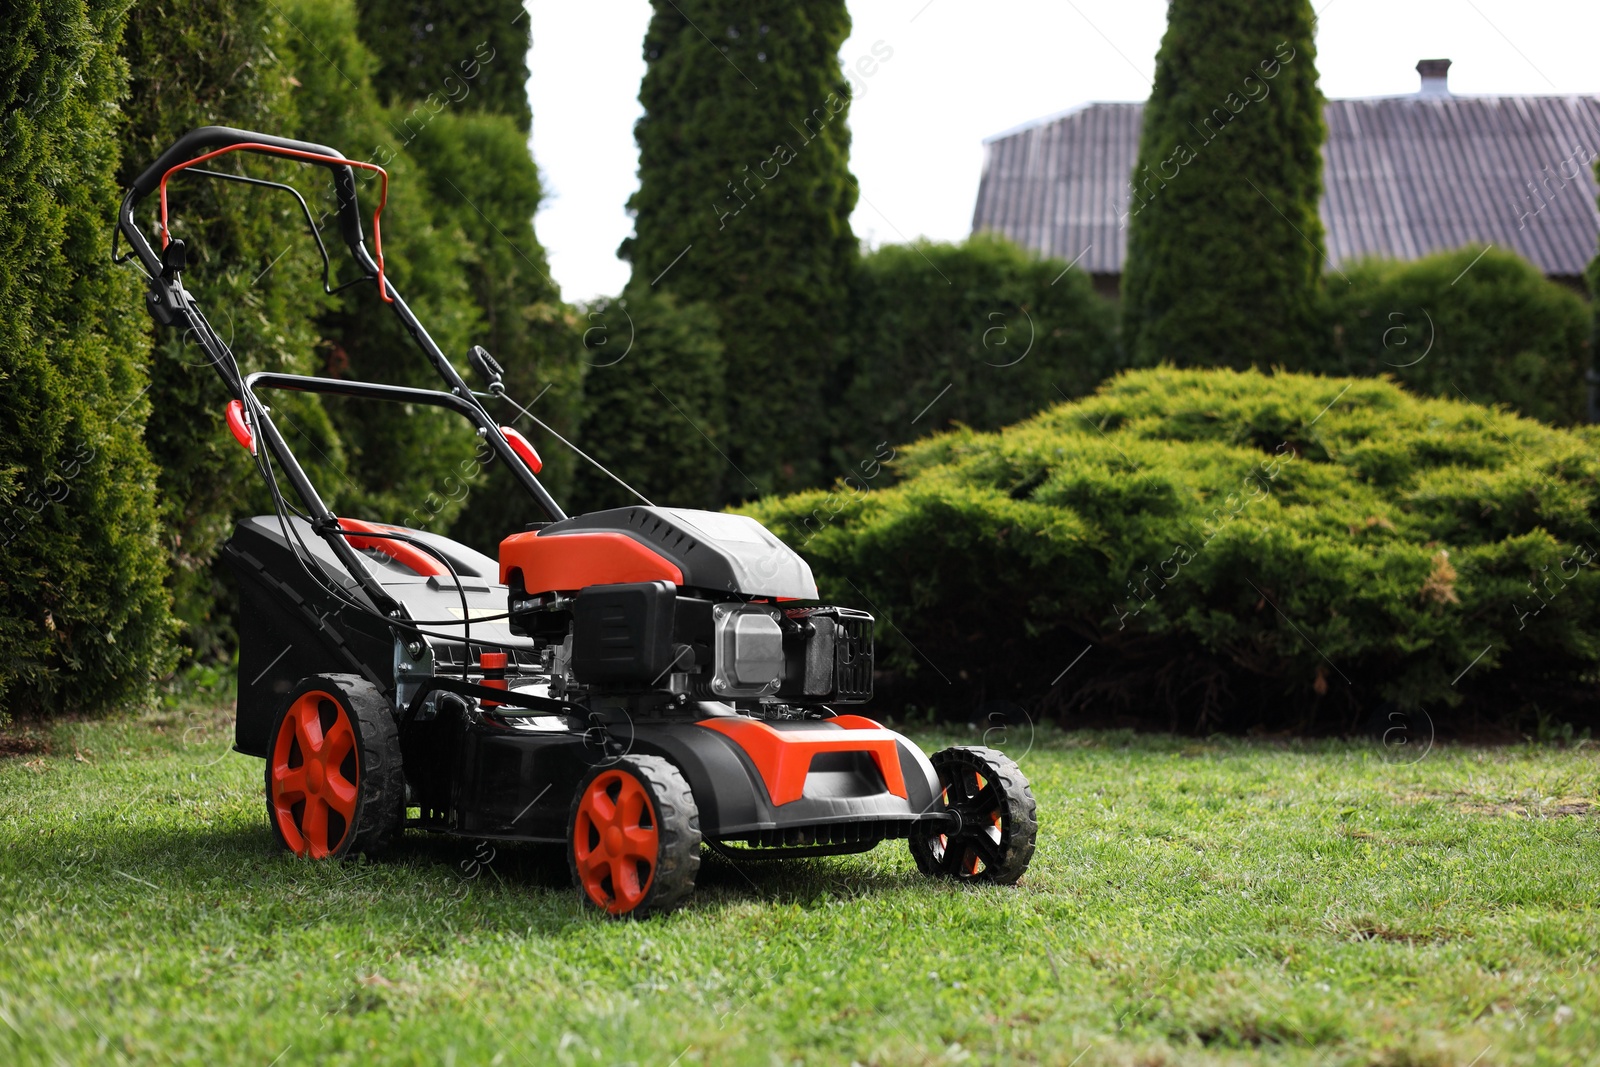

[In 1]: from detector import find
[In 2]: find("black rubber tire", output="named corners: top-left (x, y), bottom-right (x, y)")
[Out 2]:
top-left (264, 674), bottom-right (405, 859)
top-left (567, 755), bottom-right (701, 918)
top-left (909, 745), bottom-right (1037, 885)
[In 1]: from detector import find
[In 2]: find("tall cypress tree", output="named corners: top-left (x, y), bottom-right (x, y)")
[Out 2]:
top-left (354, 0), bottom-right (532, 128)
top-left (1121, 0), bottom-right (1325, 369)
top-left (354, 0), bottom-right (583, 549)
top-left (623, 0), bottom-right (858, 499)
top-left (0, 0), bottom-right (176, 714)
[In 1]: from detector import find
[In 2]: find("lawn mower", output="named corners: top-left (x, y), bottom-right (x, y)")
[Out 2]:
top-left (117, 127), bottom-right (1038, 916)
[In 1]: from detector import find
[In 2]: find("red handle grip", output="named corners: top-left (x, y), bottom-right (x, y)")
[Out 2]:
top-left (333, 516), bottom-right (448, 577)
top-left (500, 426), bottom-right (542, 474)
top-left (225, 399), bottom-right (256, 455)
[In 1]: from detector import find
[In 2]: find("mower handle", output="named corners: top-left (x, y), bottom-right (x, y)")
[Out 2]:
top-left (120, 126), bottom-right (374, 278)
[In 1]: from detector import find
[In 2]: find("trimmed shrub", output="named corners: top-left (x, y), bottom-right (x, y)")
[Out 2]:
top-left (1122, 0), bottom-right (1325, 369)
top-left (1314, 246), bottom-right (1591, 427)
top-left (833, 234), bottom-right (1120, 477)
top-left (570, 286), bottom-right (726, 513)
top-left (624, 0), bottom-right (858, 497)
top-left (745, 368), bottom-right (1600, 734)
top-left (0, 0), bottom-right (176, 715)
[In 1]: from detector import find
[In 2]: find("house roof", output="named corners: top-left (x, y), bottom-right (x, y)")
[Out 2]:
top-left (971, 94), bottom-right (1600, 278)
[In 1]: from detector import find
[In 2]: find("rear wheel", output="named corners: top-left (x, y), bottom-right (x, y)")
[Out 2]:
top-left (568, 755), bottom-right (700, 917)
top-left (265, 674), bottom-right (404, 859)
top-left (909, 746), bottom-right (1037, 884)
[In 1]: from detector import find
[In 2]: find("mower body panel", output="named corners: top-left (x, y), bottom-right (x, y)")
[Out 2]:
top-left (441, 709), bottom-right (942, 845)
top-left (501, 506), bottom-right (817, 599)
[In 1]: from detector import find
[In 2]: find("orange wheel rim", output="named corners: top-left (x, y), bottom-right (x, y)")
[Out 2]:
top-left (573, 769), bottom-right (660, 914)
top-left (270, 691), bottom-right (359, 859)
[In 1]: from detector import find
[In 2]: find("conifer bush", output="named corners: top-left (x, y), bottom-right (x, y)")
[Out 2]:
top-left (746, 368), bottom-right (1600, 733)
top-left (278, 0), bottom-right (487, 532)
top-left (353, 0), bottom-right (583, 548)
top-left (414, 114), bottom-right (584, 550)
top-left (355, 0), bottom-right (533, 128)
top-left (118, 0), bottom-right (336, 657)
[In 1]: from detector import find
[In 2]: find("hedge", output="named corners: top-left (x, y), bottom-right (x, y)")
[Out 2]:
top-left (278, 0), bottom-right (488, 534)
top-left (832, 234), bottom-right (1119, 478)
top-left (0, 0), bottom-right (176, 716)
top-left (415, 113), bottom-right (584, 552)
top-left (1313, 245), bottom-right (1592, 427)
top-left (353, 0), bottom-right (583, 551)
top-left (118, 0), bottom-right (336, 658)
top-left (745, 368), bottom-right (1600, 734)
top-left (570, 286), bottom-right (726, 513)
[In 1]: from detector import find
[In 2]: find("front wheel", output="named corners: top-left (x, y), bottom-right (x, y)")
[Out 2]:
top-left (568, 755), bottom-right (701, 917)
top-left (909, 746), bottom-right (1037, 884)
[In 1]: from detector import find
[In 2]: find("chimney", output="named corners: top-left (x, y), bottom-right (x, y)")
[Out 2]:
top-left (1417, 58), bottom-right (1452, 97)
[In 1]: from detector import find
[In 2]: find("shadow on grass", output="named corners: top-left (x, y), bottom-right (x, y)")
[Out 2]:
top-left (9, 815), bottom-right (922, 923)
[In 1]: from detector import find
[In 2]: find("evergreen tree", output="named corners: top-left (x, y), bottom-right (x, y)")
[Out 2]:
top-left (571, 286), bottom-right (726, 513)
top-left (118, 0), bottom-right (337, 658)
top-left (279, 0), bottom-right (486, 533)
top-left (354, 0), bottom-right (532, 128)
top-left (0, 0), bottom-right (176, 714)
top-left (416, 111), bottom-right (584, 550)
top-left (623, 0), bottom-right (858, 498)
top-left (353, 0), bottom-right (583, 550)
top-left (1121, 0), bottom-right (1325, 369)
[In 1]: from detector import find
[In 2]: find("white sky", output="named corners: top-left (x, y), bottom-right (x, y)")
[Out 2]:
top-left (527, 0), bottom-right (1600, 303)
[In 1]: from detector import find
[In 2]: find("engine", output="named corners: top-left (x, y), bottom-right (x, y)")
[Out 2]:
top-left (499, 506), bottom-right (874, 707)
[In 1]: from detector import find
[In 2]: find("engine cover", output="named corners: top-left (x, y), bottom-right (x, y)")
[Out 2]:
top-left (501, 506), bottom-right (818, 599)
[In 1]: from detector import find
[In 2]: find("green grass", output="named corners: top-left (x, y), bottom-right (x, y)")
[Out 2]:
top-left (2, 708), bottom-right (1597, 1066)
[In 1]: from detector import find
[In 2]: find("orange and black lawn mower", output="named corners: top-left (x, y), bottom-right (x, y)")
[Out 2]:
top-left (117, 127), bottom-right (1038, 916)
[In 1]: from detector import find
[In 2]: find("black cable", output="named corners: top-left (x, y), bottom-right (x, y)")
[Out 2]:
top-left (321, 526), bottom-right (473, 681)
top-left (251, 439), bottom-right (535, 652)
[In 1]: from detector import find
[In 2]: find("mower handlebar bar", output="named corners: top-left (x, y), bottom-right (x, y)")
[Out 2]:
top-left (121, 126), bottom-right (373, 276)
top-left (128, 126), bottom-right (352, 198)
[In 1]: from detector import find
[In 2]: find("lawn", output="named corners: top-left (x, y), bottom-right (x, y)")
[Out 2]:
top-left (1, 705), bottom-right (1596, 1066)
